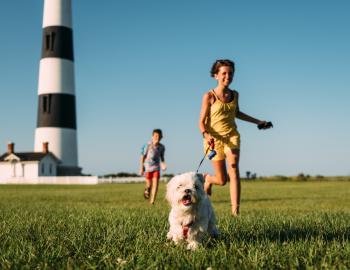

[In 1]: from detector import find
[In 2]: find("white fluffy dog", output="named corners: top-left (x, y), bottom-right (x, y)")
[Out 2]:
top-left (166, 172), bottom-right (218, 250)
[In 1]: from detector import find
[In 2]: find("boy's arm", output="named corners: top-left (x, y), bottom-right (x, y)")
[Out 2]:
top-left (139, 144), bottom-right (148, 175)
top-left (139, 155), bottom-right (146, 176)
top-left (160, 144), bottom-right (166, 171)
top-left (161, 162), bottom-right (167, 171)
top-left (160, 145), bottom-right (166, 171)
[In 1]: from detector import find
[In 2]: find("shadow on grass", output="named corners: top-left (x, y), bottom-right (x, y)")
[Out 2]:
top-left (212, 226), bottom-right (350, 247)
top-left (213, 197), bottom-right (308, 205)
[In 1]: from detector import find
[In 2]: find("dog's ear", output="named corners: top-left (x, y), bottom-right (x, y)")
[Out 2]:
top-left (165, 176), bottom-right (176, 203)
top-left (195, 173), bottom-right (205, 185)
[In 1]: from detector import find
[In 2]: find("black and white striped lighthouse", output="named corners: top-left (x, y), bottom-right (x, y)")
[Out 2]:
top-left (34, 0), bottom-right (81, 175)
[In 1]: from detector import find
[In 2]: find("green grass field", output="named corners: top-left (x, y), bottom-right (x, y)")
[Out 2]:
top-left (1, 180), bottom-right (350, 269)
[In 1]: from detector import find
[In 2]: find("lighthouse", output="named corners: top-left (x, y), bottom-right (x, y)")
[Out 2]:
top-left (34, 0), bottom-right (81, 175)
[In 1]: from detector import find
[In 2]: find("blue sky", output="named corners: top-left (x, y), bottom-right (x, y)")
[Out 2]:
top-left (1, 0), bottom-right (349, 176)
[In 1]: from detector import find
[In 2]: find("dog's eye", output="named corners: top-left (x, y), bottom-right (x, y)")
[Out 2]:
top-left (194, 185), bottom-right (199, 189)
top-left (177, 184), bottom-right (183, 190)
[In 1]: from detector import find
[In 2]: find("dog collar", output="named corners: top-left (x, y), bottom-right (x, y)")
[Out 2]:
top-left (182, 221), bottom-right (194, 239)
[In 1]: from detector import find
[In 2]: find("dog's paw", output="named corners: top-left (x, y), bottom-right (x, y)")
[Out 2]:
top-left (168, 232), bottom-right (183, 245)
top-left (187, 241), bottom-right (200, 250)
top-left (166, 231), bottom-right (173, 240)
top-left (173, 236), bottom-right (182, 245)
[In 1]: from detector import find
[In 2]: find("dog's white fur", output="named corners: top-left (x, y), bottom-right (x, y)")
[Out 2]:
top-left (166, 172), bottom-right (218, 250)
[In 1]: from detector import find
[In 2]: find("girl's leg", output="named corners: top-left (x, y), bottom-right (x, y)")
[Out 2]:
top-left (225, 149), bottom-right (240, 216)
top-left (204, 159), bottom-right (228, 195)
top-left (149, 177), bottom-right (159, 204)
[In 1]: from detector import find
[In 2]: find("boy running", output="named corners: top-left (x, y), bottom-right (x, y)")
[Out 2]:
top-left (140, 129), bottom-right (166, 204)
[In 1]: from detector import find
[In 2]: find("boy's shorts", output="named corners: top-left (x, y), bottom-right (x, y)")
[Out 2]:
top-left (203, 132), bottom-right (240, 161)
top-left (145, 170), bottom-right (160, 181)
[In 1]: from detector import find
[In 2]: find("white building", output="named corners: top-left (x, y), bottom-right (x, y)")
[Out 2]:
top-left (0, 142), bottom-right (59, 180)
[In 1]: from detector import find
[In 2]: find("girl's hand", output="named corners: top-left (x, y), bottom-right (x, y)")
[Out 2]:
top-left (139, 167), bottom-right (144, 176)
top-left (257, 121), bottom-right (273, 130)
top-left (204, 132), bottom-right (214, 145)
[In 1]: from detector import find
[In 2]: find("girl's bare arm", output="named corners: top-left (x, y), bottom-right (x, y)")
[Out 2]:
top-left (199, 93), bottom-right (214, 142)
top-left (235, 92), bottom-right (264, 125)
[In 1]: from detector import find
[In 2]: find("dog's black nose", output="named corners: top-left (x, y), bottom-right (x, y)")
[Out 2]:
top-left (184, 189), bottom-right (191, 194)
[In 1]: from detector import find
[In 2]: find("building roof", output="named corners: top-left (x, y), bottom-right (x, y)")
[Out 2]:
top-left (0, 152), bottom-right (60, 162)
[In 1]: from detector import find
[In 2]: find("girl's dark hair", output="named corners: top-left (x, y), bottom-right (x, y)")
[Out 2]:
top-left (210, 59), bottom-right (235, 77)
top-left (153, 129), bottom-right (163, 138)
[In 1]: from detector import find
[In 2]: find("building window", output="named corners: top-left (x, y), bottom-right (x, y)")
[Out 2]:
top-left (49, 164), bottom-right (52, 175)
top-left (21, 163), bottom-right (25, 177)
top-left (45, 32), bottom-right (56, 51)
top-left (41, 163), bottom-right (45, 175)
top-left (42, 94), bottom-right (52, 113)
top-left (11, 160), bottom-right (17, 177)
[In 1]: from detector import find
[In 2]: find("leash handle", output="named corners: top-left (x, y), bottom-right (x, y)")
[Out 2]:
top-left (196, 139), bottom-right (216, 173)
top-left (196, 145), bottom-right (211, 173)
top-left (209, 138), bottom-right (215, 149)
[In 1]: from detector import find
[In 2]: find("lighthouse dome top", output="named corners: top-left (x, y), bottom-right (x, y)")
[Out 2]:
top-left (43, 0), bottom-right (72, 28)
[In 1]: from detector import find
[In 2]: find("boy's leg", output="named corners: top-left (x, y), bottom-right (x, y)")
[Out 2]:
top-left (144, 172), bottom-right (152, 199)
top-left (226, 149), bottom-right (241, 216)
top-left (149, 171), bottom-right (160, 204)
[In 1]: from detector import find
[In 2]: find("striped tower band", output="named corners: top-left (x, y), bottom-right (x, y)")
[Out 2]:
top-left (34, 0), bottom-right (78, 169)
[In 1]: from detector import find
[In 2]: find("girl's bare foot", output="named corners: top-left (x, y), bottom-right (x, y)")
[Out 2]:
top-left (231, 205), bottom-right (240, 216)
